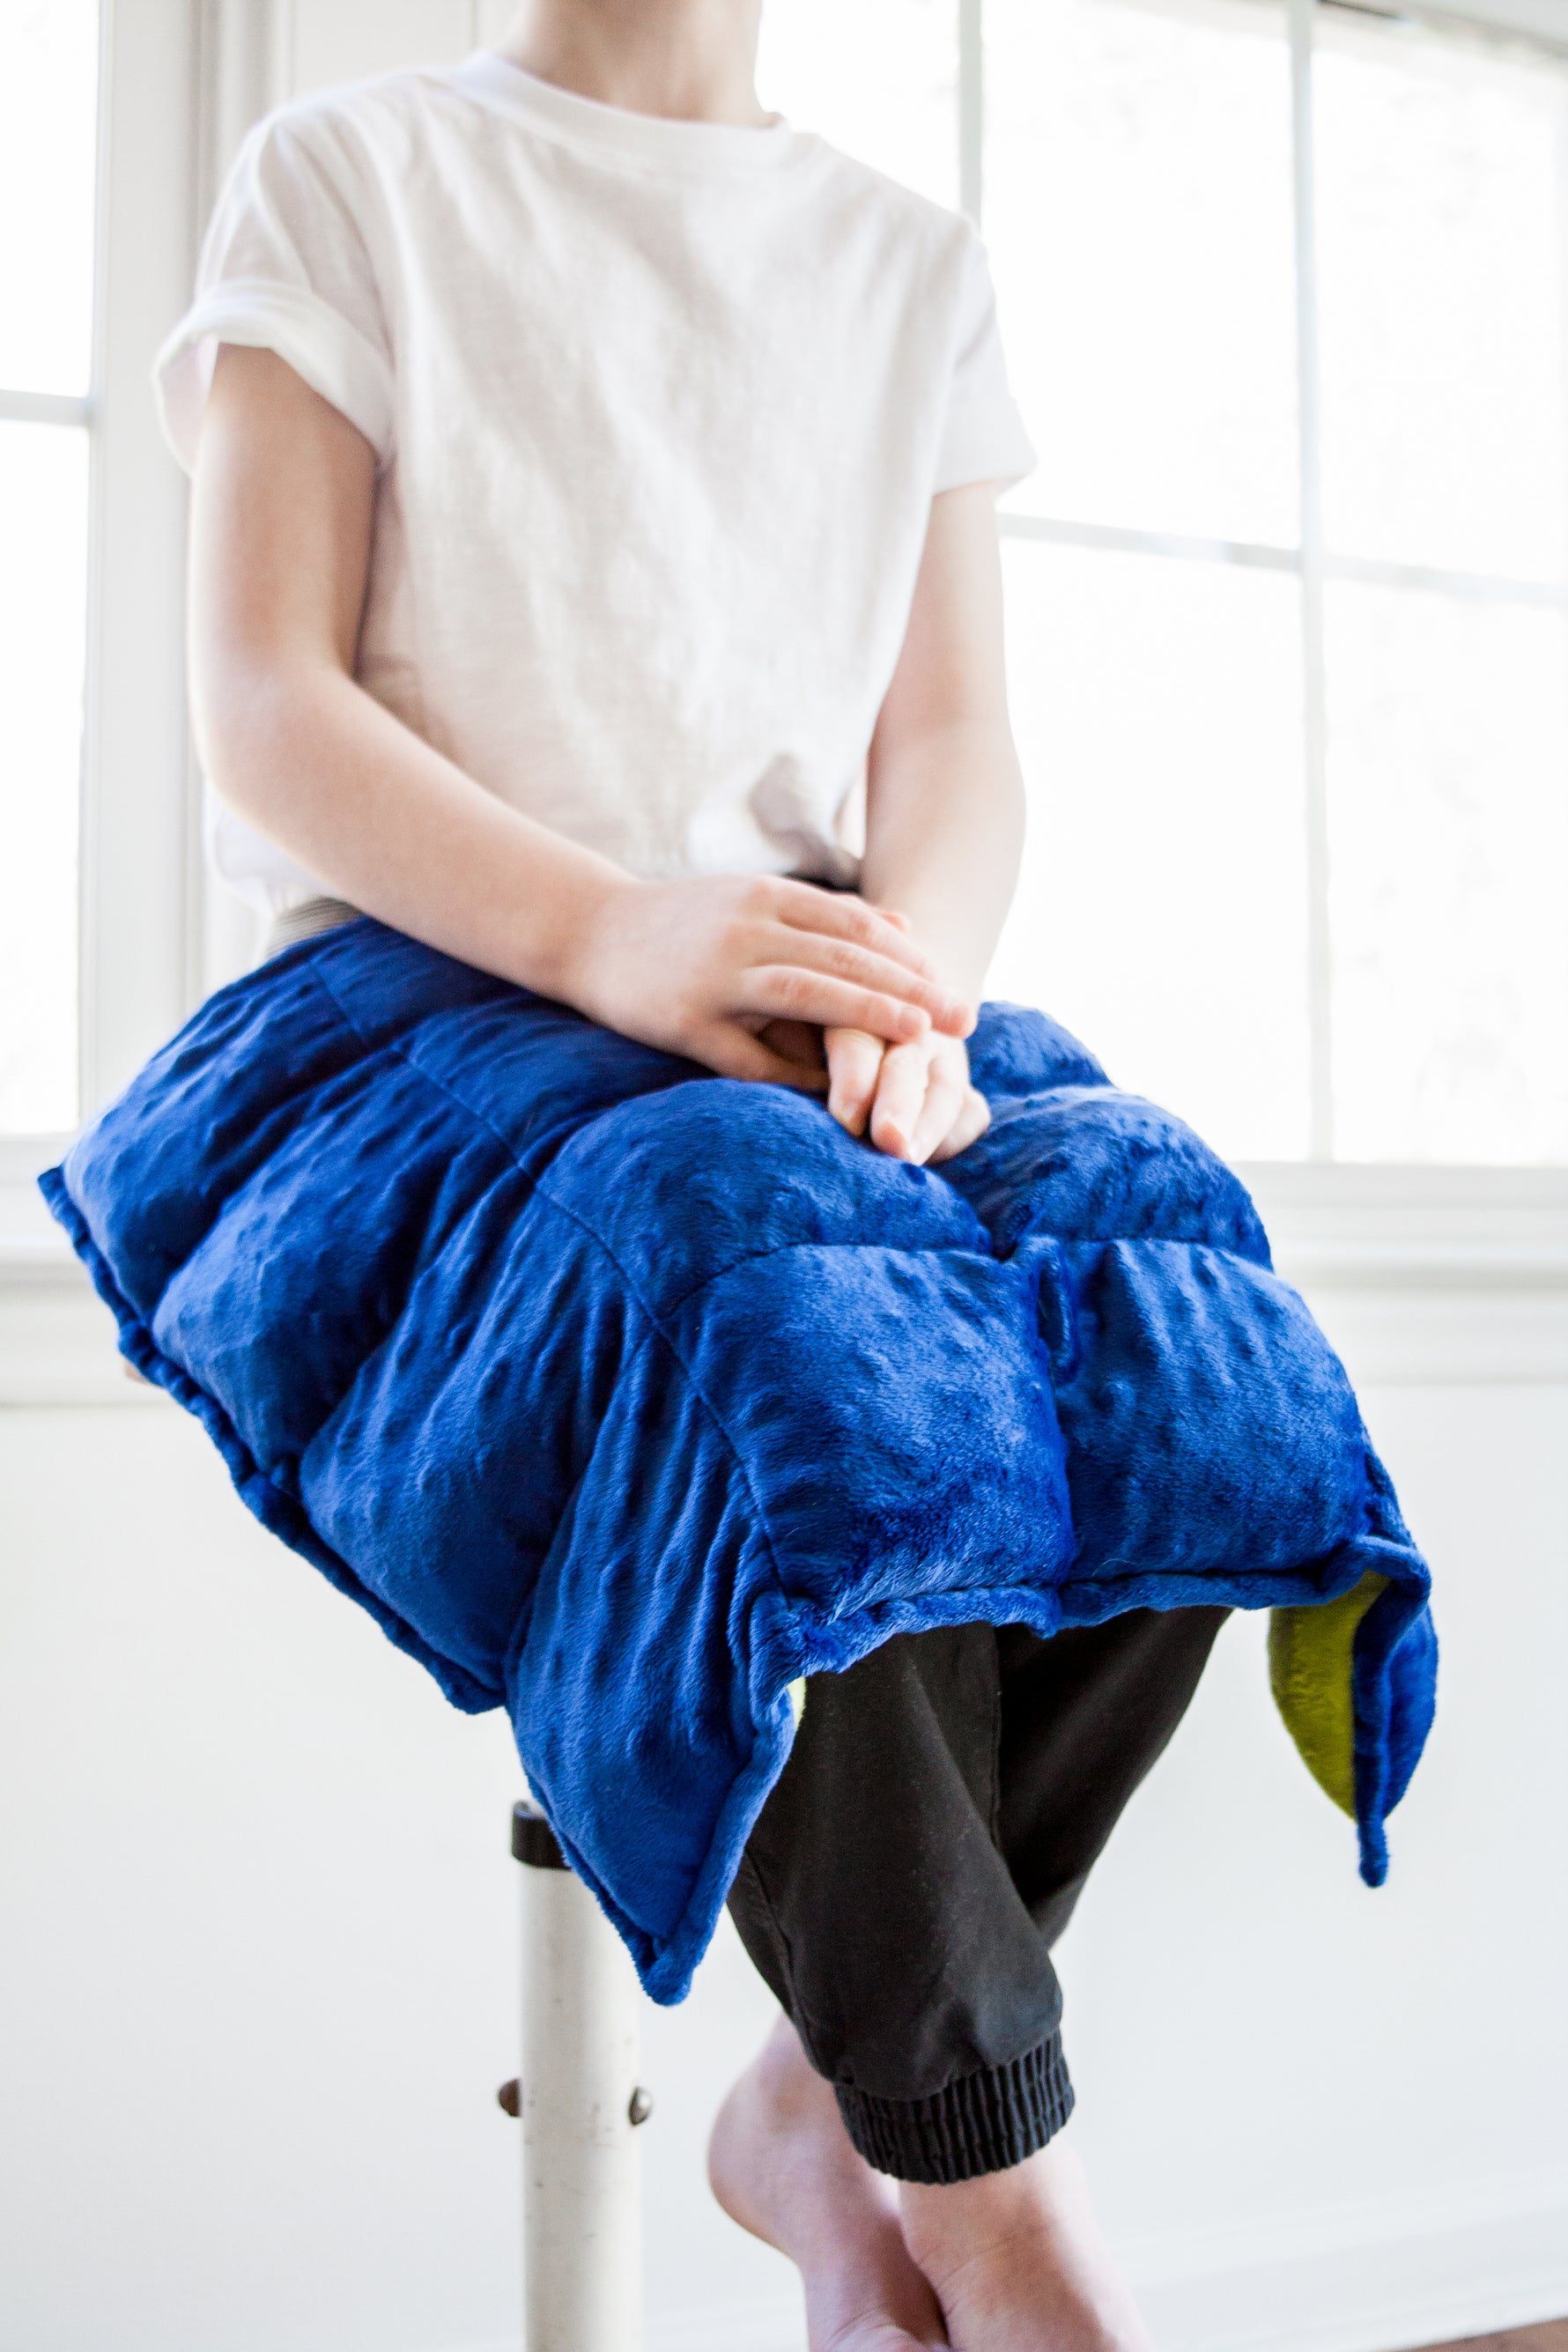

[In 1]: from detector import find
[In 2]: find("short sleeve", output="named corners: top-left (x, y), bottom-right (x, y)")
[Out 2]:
top-left (153, 107), bottom-right (396, 473)
top-left (934, 233), bottom-right (1036, 495)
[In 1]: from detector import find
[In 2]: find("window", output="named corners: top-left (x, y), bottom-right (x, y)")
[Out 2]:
top-left (7, 0), bottom-right (1564, 1178)
top-left (764, 0), bottom-right (1568, 1168)
top-left (0, 0), bottom-right (99, 1136)
top-left (0, 0), bottom-right (203, 1204)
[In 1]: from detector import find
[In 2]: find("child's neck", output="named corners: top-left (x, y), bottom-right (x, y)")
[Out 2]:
top-left (499, 0), bottom-right (768, 129)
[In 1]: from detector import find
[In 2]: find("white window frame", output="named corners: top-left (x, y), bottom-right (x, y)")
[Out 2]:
top-left (2, 0), bottom-right (1565, 1401)
top-left (980, 0), bottom-right (1568, 1165)
top-left (1, 0), bottom-right (199, 1239)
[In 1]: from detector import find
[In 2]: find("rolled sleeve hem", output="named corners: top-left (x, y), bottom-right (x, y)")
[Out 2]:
top-left (934, 394), bottom-right (1037, 496)
top-left (153, 278), bottom-right (396, 473)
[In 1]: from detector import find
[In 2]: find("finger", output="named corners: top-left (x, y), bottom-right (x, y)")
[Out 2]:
top-left (907, 1067), bottom-right (969, 1166)
top-left (929, 1086), bottom-right (992, 1163)
top-left (801, 899), bottom-right (979, 1039)
top-left (695, 1024), bottom-right (831, 1091)
top-left (766, 881), bottom-right (940, 976)
top-left (825, 1027), bottom-right (884, 1137)
top-left (758, 925), bottom-right (969, 1033)
top-left (757, 1017), bottom-right (827, 1073)
top-left (740, 967), bottom-right (933, 1043)
top-left (867, 1040), bottom-right (932, 1161)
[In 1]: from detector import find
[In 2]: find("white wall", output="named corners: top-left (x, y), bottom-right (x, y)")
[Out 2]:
top-left (2, 1343), bottom-right (1564, 2352)
top-left (0, 1399), bottom-right (795, 2352)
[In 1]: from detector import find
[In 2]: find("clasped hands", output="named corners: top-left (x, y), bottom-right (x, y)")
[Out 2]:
top-left (566, 871), bottom-right (990, 1165)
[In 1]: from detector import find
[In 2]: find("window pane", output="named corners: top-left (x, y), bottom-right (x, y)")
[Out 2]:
top-left (993, 541), bottom-right (1311, 1159)
top-left (0, 422), bottom-right (87, 1135)
top-left (987, 0), bottom-right (1299, 547)
top-left (1314, 14), bottom-right (1568, 583)
top-left (0, 0), bottom-right (99, 397)
top-left (1327, 583), bottom-right (1568, 1164)
top-left (756, 0), bottom-right (958, 209)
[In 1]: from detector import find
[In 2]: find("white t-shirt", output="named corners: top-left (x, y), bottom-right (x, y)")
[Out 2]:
top-left (156, 52), bottom-right (1035, 913)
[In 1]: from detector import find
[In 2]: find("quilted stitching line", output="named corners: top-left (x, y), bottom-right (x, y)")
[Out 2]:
top-left (309, 959), bottom-right (806, 1621)
top-left (516, 1182), bottom-right (805, 1624)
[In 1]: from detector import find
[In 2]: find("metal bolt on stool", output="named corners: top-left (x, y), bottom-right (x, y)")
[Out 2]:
top-left (503, 1800), bottom-right (651, 2351)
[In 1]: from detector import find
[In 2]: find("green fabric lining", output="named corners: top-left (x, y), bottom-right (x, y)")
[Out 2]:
top-left (1268, 1572), bottom-right (1387, 1816)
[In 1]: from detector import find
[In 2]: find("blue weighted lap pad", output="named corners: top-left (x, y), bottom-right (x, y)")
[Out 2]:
top-left (41, 918), bottom-right (1436, 2001)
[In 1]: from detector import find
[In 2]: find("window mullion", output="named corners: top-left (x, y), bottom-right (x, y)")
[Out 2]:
top-left (999, 511), bottom-right (1304, 575)
top-left (959, 0), bottom-right (983, 224)
top-left (0, 390), bottom-right (94, 429)
top-left (79, 0), bottom-right (203, 1121)
top-left (1291, 0), bottom-right (1334, 1162)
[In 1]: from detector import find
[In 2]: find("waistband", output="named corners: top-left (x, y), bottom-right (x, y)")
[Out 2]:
top-left (264, 897), bottom-right (363, 959)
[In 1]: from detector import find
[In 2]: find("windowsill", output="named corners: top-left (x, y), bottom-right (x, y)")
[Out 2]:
top-left (1239, 1161), bottom-right (1568, 1288)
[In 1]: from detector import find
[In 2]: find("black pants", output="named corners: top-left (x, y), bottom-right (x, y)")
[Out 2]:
top-left (727, 1608), bottom-right (1228, 2184)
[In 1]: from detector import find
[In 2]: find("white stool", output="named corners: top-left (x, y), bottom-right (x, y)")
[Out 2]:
top-left (503, 1801), bottom-right (651, 2351)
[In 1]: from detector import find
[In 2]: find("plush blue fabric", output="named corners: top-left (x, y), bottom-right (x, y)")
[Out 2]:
top-left (42, 918), bottom-right (1436, 2001)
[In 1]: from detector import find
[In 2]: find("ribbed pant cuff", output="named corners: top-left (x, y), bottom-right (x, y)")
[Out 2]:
top-left (834, 2031), bottom-right (1076, 2185)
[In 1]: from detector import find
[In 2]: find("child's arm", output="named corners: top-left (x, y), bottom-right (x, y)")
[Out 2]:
top-left (189, 346), bottom-right (971, 1090)
top-left (825, 484), bottom-right (1026, 1162)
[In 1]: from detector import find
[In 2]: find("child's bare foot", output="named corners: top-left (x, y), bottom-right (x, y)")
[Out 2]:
top-left (899, 2137), bottom-right (1154, 2352)
top-left (708, 2015), bottom-right (950, 2350)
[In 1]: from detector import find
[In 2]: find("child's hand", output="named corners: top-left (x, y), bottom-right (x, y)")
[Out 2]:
top-left (567, 874), bottom-right (972, 1086)
top-left (826, 1026), bottom-right (990, 1165)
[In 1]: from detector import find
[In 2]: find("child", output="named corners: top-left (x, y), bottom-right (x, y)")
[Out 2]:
top-left (44, 4), bottom-right (1436, 2348)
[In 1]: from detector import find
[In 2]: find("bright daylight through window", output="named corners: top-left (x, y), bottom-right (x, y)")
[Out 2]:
top-left (765, 0), bottom-right (1568, 1167)
top-left (0, 0), bottom-right (97, 1139)
top-left (4, 0), bottom-right (1565, 1170)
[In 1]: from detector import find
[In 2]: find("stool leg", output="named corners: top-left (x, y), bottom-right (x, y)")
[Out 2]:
top-left (514, 1804), bottom-right (644, 2352)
